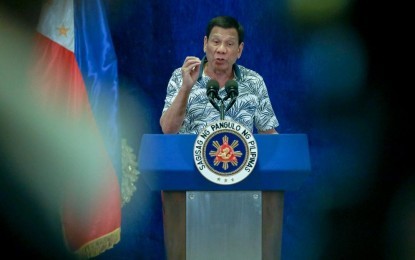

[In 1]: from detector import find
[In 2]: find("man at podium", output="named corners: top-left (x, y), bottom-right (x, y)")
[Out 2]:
top-left (160, 15), bottom-right (279, 135)
top-left (159, 16), bottom-right (281, 259)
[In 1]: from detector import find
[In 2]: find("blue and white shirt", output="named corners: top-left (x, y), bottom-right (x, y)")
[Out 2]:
top-left (162, 58), bottom-right (279, 134)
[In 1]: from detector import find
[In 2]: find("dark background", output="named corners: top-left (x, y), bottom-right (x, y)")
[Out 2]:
top-left (1, 1), bottom-right (412, 259)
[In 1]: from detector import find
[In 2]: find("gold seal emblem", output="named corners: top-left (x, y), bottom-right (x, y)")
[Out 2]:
top-left (193, 120), bottom-right (257, 185)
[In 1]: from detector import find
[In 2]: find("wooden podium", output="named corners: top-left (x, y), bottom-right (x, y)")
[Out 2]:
top-left (138, 134), bottom-right (310, 260)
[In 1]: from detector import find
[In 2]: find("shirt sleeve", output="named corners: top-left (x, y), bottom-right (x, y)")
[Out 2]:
top-left (162, 68), bottom-right (182, 113)
top-left (254, 78), bottom-right (279, 132)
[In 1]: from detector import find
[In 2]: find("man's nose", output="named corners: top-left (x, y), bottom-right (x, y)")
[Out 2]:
top-left (217, 43), bottom-right (227, 53)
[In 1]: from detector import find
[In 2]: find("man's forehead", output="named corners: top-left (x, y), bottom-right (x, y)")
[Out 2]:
top-left (209, 28), bottom-right (238, 39)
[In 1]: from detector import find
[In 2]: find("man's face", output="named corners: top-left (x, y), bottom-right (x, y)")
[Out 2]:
top-left (204, 26), bottom-right (243, 73)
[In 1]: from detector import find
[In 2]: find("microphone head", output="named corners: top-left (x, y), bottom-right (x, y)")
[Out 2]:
top-left (206, 79), bottom-right (220, 98)
top-left (225, 80), bottom-right (238, 97)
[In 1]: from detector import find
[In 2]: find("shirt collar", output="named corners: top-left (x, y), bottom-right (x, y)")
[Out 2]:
top-left (197, 55), bottom-right (241, 82)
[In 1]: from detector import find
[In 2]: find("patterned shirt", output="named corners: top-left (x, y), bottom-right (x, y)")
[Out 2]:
top-left (162, 59), bottom-right (279, 134)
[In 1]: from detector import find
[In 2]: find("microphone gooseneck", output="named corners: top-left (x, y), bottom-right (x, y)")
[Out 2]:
top-left (224, 80), bottom-right (238, 112)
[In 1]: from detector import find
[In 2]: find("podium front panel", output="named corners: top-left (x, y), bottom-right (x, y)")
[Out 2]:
top-left (186, 191), bottom-right (262, 260)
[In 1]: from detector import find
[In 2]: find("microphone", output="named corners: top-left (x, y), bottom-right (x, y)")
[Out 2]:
top-left (206, 79), bottom-right (220, 112)
top-left (224, 80), bottom-right (238, 111)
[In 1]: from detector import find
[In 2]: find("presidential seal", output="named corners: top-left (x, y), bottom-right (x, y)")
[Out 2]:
top-left (193, 120), bottom-right (258, 185)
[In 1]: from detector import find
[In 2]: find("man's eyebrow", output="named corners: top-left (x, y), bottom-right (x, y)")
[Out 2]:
top-left (210, 34), bottom-right (237, 40)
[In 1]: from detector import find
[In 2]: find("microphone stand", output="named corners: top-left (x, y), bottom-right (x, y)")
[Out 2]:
top-left (219, 99), bottom-right (225, 120)
top-left (215, 97), bottom-right (234, 120)
top-left (209, 92), bottom-right (235, 120)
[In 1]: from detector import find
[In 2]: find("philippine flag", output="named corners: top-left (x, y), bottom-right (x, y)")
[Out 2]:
top-left (32, 0), bottom-right (121, 258)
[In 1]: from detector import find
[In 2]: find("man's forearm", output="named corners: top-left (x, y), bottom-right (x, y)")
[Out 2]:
top-left (160, 87), bottom-right (191, 134)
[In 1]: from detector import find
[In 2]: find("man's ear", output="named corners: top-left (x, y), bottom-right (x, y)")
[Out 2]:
top-left (203, 36), bottom-right (208, 53)
top-left (238, 42), bottom-right (244, 58)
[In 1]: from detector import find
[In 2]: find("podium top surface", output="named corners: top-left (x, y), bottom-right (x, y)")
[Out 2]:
top-left (138, 134), bottom-right (311, 191)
